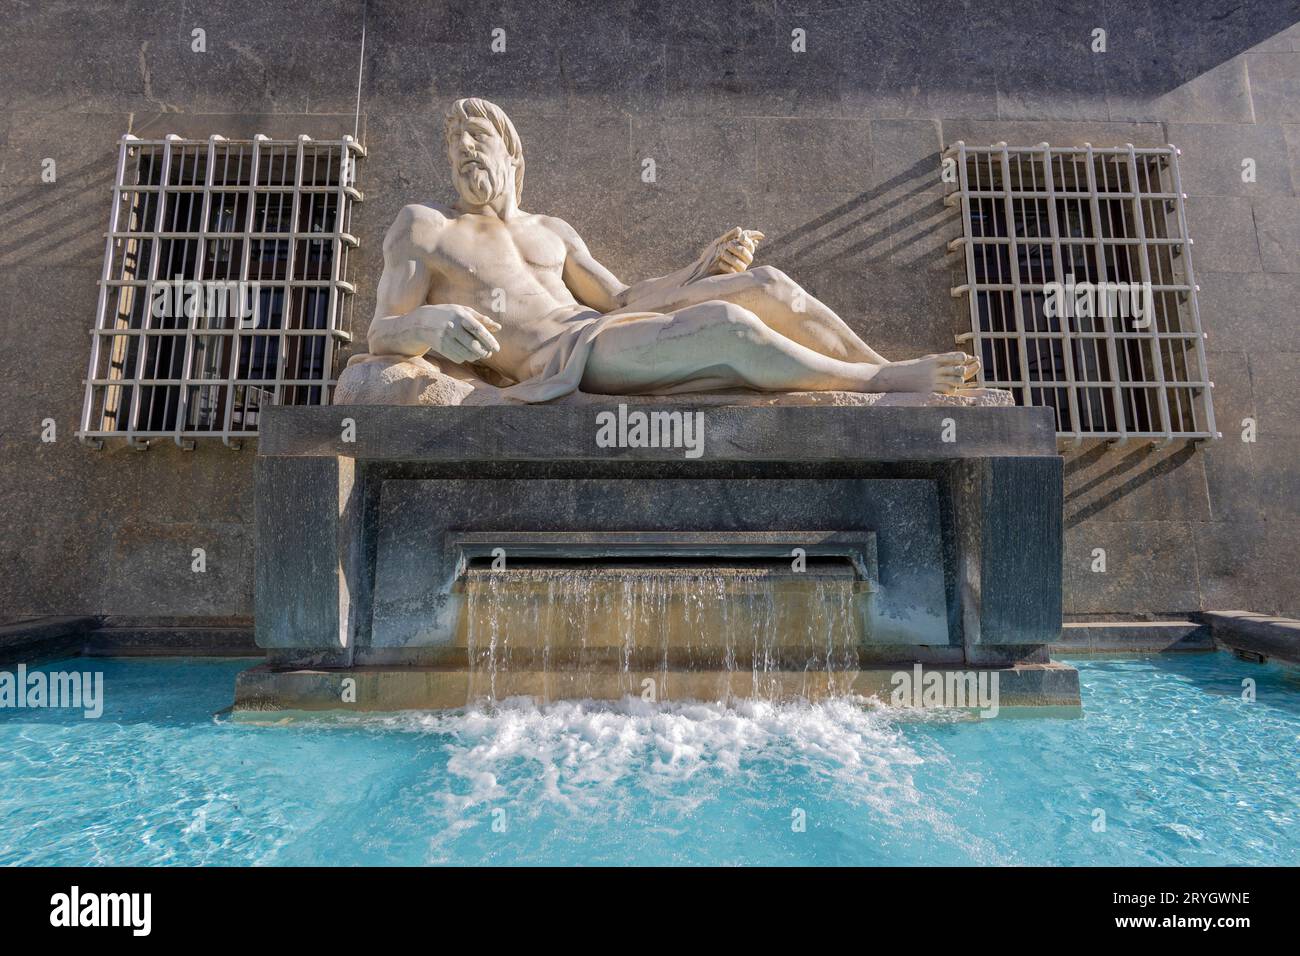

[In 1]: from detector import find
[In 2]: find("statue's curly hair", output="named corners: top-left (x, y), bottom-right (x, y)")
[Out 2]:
top-left (444, 97), bottom-right (524, 205)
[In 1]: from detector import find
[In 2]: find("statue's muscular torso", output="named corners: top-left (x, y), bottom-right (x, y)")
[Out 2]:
top-left (407, 202), bottom-right (598, 378)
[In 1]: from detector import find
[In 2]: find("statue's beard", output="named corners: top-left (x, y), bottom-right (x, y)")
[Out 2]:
top-left (455, 162), bottom-right (503, 205)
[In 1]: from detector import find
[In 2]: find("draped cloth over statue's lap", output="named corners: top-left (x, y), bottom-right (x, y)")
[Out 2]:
top-left (493, 310), bottom-right (663, 404)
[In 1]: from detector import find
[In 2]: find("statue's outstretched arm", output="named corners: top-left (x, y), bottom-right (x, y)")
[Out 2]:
top-left (617, 227), bottom-right (767, 311)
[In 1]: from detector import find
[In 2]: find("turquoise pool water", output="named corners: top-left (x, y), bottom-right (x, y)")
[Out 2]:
top-left (0, 653), bottom-right (1296, 866)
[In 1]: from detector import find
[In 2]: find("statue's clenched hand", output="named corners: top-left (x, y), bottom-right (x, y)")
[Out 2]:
top-left (695, 227), bottom-right (765, 278)
top-left (423, 304), bottom-right (503, 365)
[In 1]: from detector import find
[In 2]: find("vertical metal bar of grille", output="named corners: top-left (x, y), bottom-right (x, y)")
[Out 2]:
top-left (1168, 146), bottom-right (1219, 439)
top-left (998, 144), bottom-right (1034, 408)
top-left (334, 143), bottom-right (361, 402)
top-left (1082, 143), bottom-right (1129, 441)
top-left (276, 136), bottom-right (306, 407)
top-left (171, 135), bottom-right (220, 449)
top-left (81, 135), bottom-right (135, 446)
top-left (1040, 144), bottom-right (1081, 439)
top-left (125, 136), bottom-right (175, 448)
top-left (324, 142), bottom-right (346, 404)
top-left (323, 140), bottom-right (349, 405)
top-left (224, 135), bottom-right (262, 446)
top-left (1125, 143), bottom-right (1172, 438)
top-left (953, 142), bottom-right (986, 392)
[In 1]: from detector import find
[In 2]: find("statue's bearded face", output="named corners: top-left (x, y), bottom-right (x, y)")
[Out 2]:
top-left (446, 116), bottom-right (513, 205)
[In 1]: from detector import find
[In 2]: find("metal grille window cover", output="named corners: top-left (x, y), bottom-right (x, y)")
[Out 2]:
top-left (945, 141), bottom-right (1217, 442)
top-left (80, 133), bottom-right (365, 448)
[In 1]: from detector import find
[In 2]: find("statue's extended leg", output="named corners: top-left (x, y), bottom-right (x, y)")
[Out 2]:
top-left (582, 300), bottom-right (974, 395)
top-left (618, 266), bottom-right (889, 364)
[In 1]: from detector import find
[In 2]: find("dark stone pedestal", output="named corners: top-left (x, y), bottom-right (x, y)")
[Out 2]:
top-left (239, 399), bottom-right (1076, 710)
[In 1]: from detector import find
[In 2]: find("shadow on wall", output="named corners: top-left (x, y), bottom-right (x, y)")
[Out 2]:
top-left (757, 157), bottom-right (945, 272)
top-left (1063, 442), bottom-right (1201, 529)
top-left (0, 158), bottom-right (115, 270)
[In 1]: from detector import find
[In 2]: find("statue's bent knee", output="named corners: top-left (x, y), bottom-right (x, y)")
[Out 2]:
top-left (749, 265), bottom-right (786, 286)
top-left (708, 302), bottom-right (768, 338)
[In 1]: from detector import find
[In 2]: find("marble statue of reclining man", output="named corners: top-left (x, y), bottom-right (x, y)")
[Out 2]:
top-left (353, 96), bottom-right (978, 404)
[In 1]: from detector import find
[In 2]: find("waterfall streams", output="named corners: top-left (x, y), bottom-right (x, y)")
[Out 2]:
top-left (459, 565), bottom-right (866, 705)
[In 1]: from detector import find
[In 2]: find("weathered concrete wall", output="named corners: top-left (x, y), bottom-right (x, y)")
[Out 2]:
top-left (1, 0), bottom-right (1298, 622)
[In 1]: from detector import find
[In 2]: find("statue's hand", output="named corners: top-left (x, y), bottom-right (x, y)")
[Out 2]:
top-left (425, 304), bottom-right (503, 365)
top-left (697, 227), bottom-right (765, 277)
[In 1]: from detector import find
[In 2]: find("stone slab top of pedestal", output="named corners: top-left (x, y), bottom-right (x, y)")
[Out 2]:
top-left (259, 395), bottom-right (1057, 462)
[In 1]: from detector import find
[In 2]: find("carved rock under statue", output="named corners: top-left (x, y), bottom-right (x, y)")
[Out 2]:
top-left (333, 352), bottom-right (1013, 407)
top-left (335, 97), bottom-right (992, 408)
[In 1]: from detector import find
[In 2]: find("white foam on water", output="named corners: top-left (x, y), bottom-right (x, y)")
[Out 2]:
top-left (359, 695), bottom-right (1004, 863)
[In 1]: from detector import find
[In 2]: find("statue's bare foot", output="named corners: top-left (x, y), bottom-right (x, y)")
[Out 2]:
top-left (867, 352), bottom-right (979, 394)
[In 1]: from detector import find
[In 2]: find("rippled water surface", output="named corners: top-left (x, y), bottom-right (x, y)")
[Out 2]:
top-left (0, 654), bottom-right (1295, 865)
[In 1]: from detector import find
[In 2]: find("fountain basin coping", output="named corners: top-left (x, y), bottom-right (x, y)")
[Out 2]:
top-left (233, 661), bottom-right (1082, 712)
top-left (259, 396), bottom-right (1056, 462)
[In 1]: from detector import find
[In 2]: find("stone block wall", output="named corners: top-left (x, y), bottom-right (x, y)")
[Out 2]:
top-left (2, 1), bottom-right (1297, 622)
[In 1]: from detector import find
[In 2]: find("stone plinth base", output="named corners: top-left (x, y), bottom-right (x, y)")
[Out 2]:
top-left (333, 355), bottom-right (479, 406)
top-left (247, 400), bottom-right (1067, 711)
